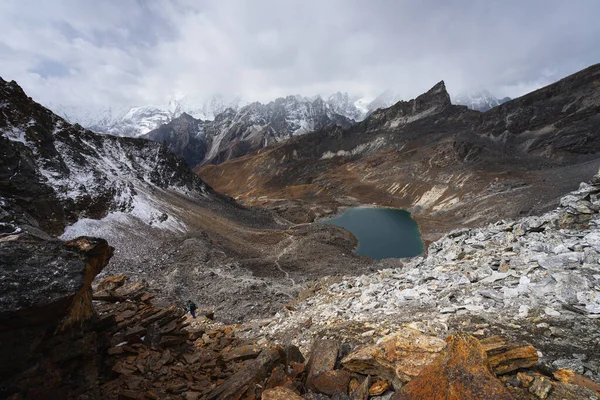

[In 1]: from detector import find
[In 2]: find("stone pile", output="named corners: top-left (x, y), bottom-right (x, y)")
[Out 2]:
top-left (93, 276), bottom-right (287, 399)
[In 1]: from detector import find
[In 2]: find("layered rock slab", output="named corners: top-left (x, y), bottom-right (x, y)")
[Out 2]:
top-left (341, 328), bottom-right (446, 388)
top-left (392, 333), bottom-right (514, 400)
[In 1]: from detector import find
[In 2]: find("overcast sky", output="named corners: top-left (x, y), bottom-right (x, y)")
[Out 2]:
top-left (1, 0), bottom-right (599, 113)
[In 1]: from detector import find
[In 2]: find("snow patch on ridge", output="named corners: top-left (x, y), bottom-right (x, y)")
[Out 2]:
top-left (321, 137), bottom-right (387, 159)
top-left (388, 106), bottom-right (438, 128)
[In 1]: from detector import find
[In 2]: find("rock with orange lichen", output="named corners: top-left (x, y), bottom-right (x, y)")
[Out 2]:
top-left (392, 333), bottom-right (514, 400)
top-left (261, 386), bottom-right (303, 400)
top-left (480, 336), bottom-right (538, 375)
top-left (341, 328), bottom-right (446, 388)
top-left (553, 369), bottom-right (600, 393)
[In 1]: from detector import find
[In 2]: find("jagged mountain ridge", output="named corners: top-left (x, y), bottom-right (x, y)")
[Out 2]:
top-left (52, 87), bottom-right (510, 141)
top-left (51, 88), bottom-right (509, 169)
top-left (197, 63), bottom-right (600, 243)
top-left (141, 87), bottom-right (512, 168)
top-left (56, 93), bottom-right (360, 140)
top-left (143, 95), bottom-right (355, 166)
top-left (51, 95), bottom-right (248, 138)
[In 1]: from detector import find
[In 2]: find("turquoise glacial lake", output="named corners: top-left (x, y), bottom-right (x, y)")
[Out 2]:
top-left (322, 207), bottom-right (424, 260)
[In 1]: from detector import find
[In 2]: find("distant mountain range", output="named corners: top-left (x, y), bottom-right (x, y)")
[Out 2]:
top-left (143, 96), bottom-right (354, 166)
top-left (50, 89), bottom-right (510, 137)
top-left (47, 89), bottom-right (511, 167)
top-left (452, 90), bottom-right (512, 112)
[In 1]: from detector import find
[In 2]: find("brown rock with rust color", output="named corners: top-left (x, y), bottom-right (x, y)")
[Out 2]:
top-left (206, 346), bottom-right (286, 400)
top-left (341, 328), bottom-right (446, 388)
top-left (350, 376), bottom-right (370, 400)
top-left (265, 365), bottom-right (293, 389)
top-left (392, 333), bottom-right (515, 400)
top-left (310, 369), bottom-right (351, 396)
top-left (289, 361), bottom-right (306, 380)
top-left (97, 274), bottom-right (127, 291)
top-left (517, 371), bottom-right (535, 388)
top-left (223, 345), bottom-right (262, 361)
top-left (553, 368), bottom-right (600, 392)
top-left (305, 339), bottom-right (340, 391)
top-left (480, 336), bottom-right (538, 374)
top-left (261, 386), bottom-right (303, 400)
top-left (369, 378), bottom-right (390, 396)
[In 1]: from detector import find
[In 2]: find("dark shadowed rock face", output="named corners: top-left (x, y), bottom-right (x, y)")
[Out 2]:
top-left (0, 233), bottom-right (113, 384)
top-left (142, 112), bottom-right (208, 167)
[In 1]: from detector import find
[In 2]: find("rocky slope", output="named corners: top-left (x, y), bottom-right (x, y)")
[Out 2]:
top-left (4, 183), bottom-right (599, 399)
top-left (197, 63), bottom-right (600, 244)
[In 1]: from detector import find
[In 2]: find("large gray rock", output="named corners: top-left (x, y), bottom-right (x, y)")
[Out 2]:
top-left (0, 233), bottom-right (113, 381)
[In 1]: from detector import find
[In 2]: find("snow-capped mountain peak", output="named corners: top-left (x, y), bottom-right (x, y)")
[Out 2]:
top-left (48, 95), bottom-right (249, 138)
top-left (452, 90), bottom-right (511, 112)
top-left (326, 92), bottom-right (363, 121)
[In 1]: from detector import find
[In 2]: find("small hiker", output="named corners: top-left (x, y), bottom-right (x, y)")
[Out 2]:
top-left (186, 300), bottom-right (198, 318)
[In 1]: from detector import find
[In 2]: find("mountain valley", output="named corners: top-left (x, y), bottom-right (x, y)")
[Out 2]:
top-left (197, 64), bottom-right (600, 245)
top-left (1, 64), bottom-right (600, 399)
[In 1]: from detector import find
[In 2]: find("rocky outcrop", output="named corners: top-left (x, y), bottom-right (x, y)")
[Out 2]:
top-left (392, 333), bottom-right (514, 400)
top-left (341, 329), bottom-right (446, 388)
top-left (341, 330), bottom-right (538, 391)
top-left (0, 233), bottom-right (113, 398)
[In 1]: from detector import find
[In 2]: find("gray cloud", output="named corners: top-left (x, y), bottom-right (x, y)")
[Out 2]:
top-left (1, 0), bottom-right (599, 112)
